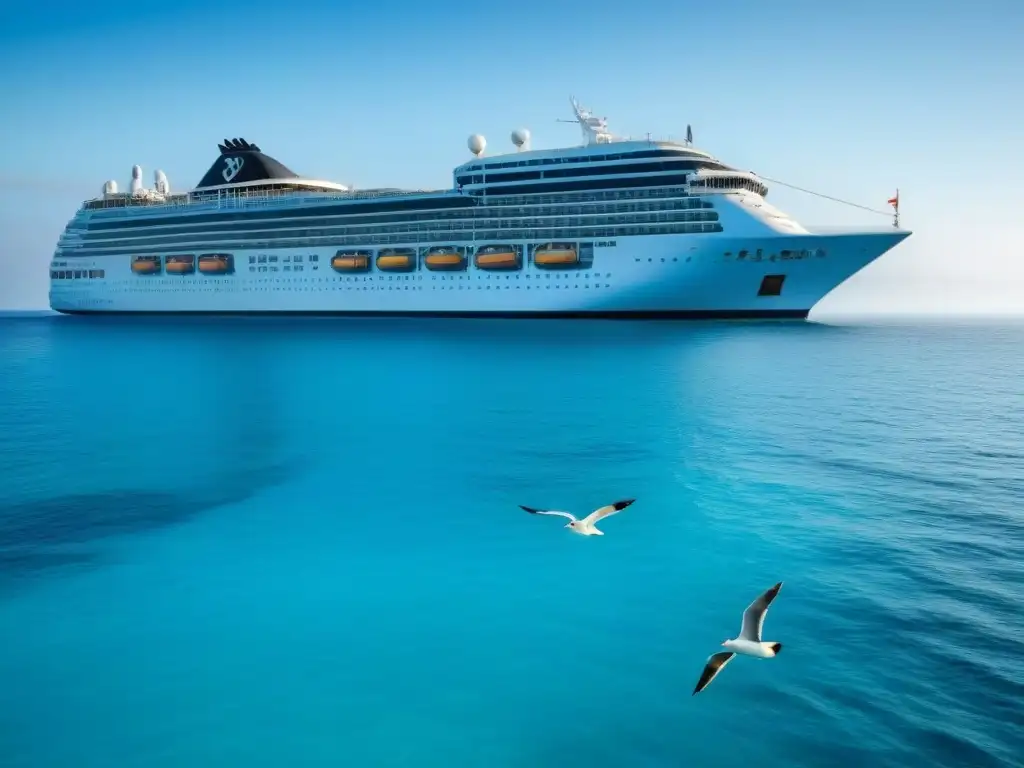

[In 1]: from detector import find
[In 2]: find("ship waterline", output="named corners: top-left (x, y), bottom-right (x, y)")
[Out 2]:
top-left (48, 98), bottom-right (910, 318)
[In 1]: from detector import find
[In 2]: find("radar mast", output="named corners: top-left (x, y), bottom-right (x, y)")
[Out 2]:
top-left (558, 97), bottom-right (615, 145)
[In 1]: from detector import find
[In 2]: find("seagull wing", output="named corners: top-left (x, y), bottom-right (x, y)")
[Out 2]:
top-left (739, 581), bottom-right (783, 642)
top-left (692, 652), bottom-right (735, 695)
top-left (519, 505), bottom-right (577, 522)
top-left (580, 498), bottom-right (636, 526)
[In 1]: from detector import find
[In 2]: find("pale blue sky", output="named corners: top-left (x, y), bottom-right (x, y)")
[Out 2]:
top-left (2, 0), bottom-right (1022, 314)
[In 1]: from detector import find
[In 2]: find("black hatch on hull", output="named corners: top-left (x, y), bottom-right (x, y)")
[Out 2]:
top-left (194, 138), bottom-right (301, 189)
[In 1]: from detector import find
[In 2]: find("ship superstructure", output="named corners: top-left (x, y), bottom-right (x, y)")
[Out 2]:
top-left (48, 98), bottom-right (910, 318)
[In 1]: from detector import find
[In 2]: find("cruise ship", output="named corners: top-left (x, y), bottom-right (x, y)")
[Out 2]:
top-left (48, 98), bottom-right (910, 319)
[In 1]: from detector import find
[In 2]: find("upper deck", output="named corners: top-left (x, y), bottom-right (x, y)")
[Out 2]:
top-left (454, 139), bottom-right (718, 175)
top-left (77, 97), bottom-right (769, 221)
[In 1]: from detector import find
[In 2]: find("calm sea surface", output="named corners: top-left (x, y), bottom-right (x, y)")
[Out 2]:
top-left (0, 314), bottom-right (1022, 767)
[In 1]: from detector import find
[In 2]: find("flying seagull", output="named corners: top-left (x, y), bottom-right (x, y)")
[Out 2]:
top-left (518, 499), bottom-right (635, 536)
top-left (692, 581), bottom-right (784, 695)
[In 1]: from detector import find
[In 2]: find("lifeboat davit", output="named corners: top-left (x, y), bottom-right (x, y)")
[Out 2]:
top-left (332, 251), bottom-right (371, 272)
top-left (376, 248), bottom-right (416, 272)
top-left (475, 245), bottom-right (520, 270)
top-left (424, 247), bottom-right (467, 271)
top-left (534, 243), bottom-right (579, 267)
top-left (165, 255), bottom-right (195, 274)
top-left (131, 256), bottom-right (161, 274)
top-left (198, 254), bottom-right (233, 274)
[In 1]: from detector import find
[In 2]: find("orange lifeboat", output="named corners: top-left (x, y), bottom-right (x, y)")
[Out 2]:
top-left (198, 254), bottom-right (233, 274)
top-left (131, 256), bottom-right (161, 274)
top-left (332, 251), bottom-right (370, 272)
top-left (534, 243), bottom-right (579, 268)
top-left (165, 255), bottom-right (195, 274)
top-left (376, 248), bottom-right (416, 272)
top-left (424, 247), bottom-right (467, 271)
top-left (475, 245), bottom-right (520, 270)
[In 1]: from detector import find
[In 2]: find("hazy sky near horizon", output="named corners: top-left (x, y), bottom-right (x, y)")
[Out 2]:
top-left (1, 0), bottom-right (1022, 314)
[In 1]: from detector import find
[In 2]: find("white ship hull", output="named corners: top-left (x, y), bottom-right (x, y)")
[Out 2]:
top-left (49, 230), bottom-right (909, 319)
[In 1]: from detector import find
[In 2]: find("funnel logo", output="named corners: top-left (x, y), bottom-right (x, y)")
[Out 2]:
top-left (222, 156), bottom-right (245, 182)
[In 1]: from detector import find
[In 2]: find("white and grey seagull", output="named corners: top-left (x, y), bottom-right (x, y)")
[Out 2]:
top-left (519, 499), bottom-right (635, 536)
top-left (692, 581), bottom-right (784, 696)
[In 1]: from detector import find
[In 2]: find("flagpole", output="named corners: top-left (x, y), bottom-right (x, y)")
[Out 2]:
top-left (889, 188), bottom-right (900, 229)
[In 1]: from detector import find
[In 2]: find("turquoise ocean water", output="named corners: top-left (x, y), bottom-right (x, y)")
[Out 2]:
top-left (0, 314), bottom-right (1022, 767)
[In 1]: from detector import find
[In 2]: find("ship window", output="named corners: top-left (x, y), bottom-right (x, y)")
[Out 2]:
top-left (484, 170), bottom-right (543, 183)
top-left (474, 175), bottom-right (694, 196)
top-left (758, 274), bottom-right (785, 297)
top-left (70, 214), bottom-right (730, 258)
top-left (543, 159), bottom-right (718, 180)
top-left (87, 194), bottom-right (477, 230)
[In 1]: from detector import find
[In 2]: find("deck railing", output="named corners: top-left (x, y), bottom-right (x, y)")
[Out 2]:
top-left (82, 185), bottom-right (445, 216)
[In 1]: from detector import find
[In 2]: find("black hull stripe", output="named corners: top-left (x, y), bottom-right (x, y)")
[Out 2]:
top-left (53, 308), bottom-right (809, 320)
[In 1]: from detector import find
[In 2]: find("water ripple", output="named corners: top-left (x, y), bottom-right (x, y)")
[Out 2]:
top-left (0, 317), bottom-right (1023, 767)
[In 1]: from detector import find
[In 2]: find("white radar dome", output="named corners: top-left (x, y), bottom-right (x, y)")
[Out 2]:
top-left (154, 169), bottom-right (169, 195)
top-left (103, 180), bottom-right (118, 196)
top-left (511, 128), bottom-right (530, 149)
top-left (130, 165), bottom-right (143, 194)
top-left (467, 134), bottom-right (486, 156)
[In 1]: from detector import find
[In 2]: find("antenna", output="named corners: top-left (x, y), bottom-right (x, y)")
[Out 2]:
top-left (557, 96), bottom-right (614, 145)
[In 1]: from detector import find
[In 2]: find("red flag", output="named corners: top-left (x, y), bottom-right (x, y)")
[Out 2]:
top-left (887, 191), bottom-right (899, 208)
